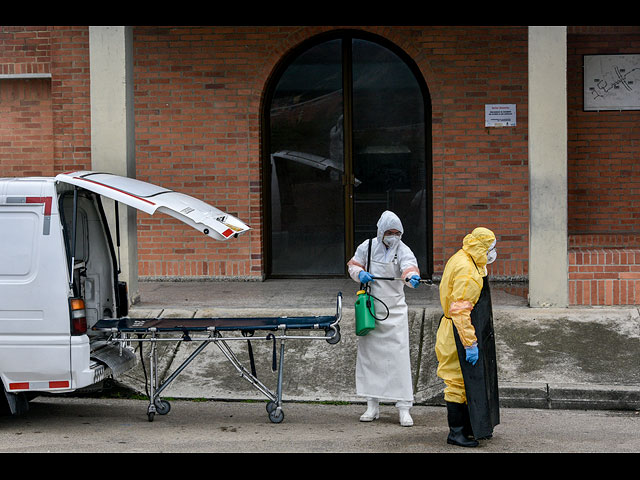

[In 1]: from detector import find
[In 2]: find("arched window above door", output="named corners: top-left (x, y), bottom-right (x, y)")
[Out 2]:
top-left (265, 31), bottom-right (431, 277)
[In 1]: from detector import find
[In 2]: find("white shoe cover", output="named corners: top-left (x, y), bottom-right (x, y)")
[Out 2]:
top-left (398, 408), bottom-right (413, 427)
top-left (359, 399), bottom-right (380, 422)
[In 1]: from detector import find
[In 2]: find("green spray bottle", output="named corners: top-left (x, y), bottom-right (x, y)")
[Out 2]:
top-left (354, 238), bottom-right (376, 336)
top-left (355, 287), bottom-right (376, 336)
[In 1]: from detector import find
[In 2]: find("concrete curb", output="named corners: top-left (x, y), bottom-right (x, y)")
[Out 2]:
top-left (498, 382), bottom-right (640, 411)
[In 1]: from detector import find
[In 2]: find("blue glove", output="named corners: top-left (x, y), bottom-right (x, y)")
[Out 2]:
top-left (359, 271), bottom-right (375, 284)
top-left (465, 345), bottom-right (479, 365)
top-left (409, 275), bottom-right (420, 288)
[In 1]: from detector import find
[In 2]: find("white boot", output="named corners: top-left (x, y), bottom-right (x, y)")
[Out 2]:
top-left (359, 398), bottom-right (379, 422)
top-left (397, 401), bottom-right (413, 427)
top-left (398, 408), bottom-right (413, 426)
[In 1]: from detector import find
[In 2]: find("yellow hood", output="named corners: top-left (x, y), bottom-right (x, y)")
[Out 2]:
top-left (461, 227), bottom-right (496, 271)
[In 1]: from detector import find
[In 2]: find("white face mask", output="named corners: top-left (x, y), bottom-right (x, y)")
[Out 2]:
top-left (383, 235), bottom-right (400, 249)
top-left (487, 247), bottom-right (497, 264)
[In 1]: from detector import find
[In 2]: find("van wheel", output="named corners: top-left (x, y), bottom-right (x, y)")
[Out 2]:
top-left (1, 388), bottom-right (29, 416)
top-left (0, 389), bottom-right (11, 415)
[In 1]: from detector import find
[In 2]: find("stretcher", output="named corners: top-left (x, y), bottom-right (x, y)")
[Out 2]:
top-left (92, 292), bottom-right (342, 423)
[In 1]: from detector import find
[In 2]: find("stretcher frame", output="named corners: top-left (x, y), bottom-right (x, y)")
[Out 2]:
top-left (92, 293), bottom-right (342, 423)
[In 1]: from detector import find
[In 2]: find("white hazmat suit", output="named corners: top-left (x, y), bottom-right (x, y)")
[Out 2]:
top-left (347, 211), bottom-right (420, 426)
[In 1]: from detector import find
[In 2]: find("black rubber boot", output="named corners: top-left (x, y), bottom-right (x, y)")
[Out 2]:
top-left (461, 402), bottom-right (474, 439)
top-left (446, 401), bottom-right (479, 447)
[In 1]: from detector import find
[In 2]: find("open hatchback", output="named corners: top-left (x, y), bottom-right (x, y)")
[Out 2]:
top-left (55, 171), bottom-right (251, 241)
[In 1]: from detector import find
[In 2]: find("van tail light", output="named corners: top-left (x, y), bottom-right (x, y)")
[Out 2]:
top-left (69, 298), bottom-right (87, 335)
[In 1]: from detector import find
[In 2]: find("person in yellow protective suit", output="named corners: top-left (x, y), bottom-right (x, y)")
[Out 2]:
top-left (435, 227), bottom-right (499, 447)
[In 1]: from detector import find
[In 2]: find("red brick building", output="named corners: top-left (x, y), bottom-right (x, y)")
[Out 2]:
top-left (1, 25), bottom-right (639, 306)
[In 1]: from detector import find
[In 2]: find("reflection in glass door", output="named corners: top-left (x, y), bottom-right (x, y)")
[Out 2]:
top-left (267, 33), bottom-right (430, 277)
top-left (269, 39), bottom-right (345, 275)
top-left (351, 38), bottom-right (428, 268)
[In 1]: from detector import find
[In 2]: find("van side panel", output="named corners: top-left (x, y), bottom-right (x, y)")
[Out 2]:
top-left (0, 180), bottom-right (73, 392)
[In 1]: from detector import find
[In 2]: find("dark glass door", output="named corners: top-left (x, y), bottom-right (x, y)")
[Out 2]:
top-left (269, 39), bottom-right (345, 275)
top-left (351, 38), bottom-right (428, 267)
top-left (267, 33), bottom-right (429, 277)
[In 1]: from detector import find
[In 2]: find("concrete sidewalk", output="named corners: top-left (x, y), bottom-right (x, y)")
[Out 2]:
top-left (116, 279), bottom-right (640, 412)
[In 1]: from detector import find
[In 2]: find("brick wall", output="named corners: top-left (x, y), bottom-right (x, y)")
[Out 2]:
top-left (0, 26), bottom-right (531, 280)
top-left (0, 27), bottom-right (53, 177)
top-left (566, 27), bottom-right (640, 305)
top-left (49, 26), bottom-right (92, 173)
top-left (569, 249), bottom-right (640, 305)
top-left (133, 26), bottom-right (268, 279)
top-left (131, 25), bottom-right (530, 280)
top-left (0, 26), bottom-right (51, 77)
top-left (0, 78), bottom-right (53, 176)
top-left (419, 27), bottom-right (529, 278)
top-left (2, 26), bottom-right (638, 305)
top-left (0, 26), bottom-right (92, 175)
top-left (567, 29), bottom-right (640, 237)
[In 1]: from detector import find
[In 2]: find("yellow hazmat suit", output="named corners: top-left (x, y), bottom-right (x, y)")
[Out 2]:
top-left (435, 227), bottom-right (496, 404)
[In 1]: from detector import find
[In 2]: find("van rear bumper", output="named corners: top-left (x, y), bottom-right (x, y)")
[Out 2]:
top-left (72, 336), bottom-right (137, 389)
top-left (0, 334), bottom-right (74, 393)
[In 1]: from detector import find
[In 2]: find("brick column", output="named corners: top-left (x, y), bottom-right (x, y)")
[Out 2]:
top-left (528, 26), bottom-right (568, 307)
top-left (89, 26), bottom-right (139, 305)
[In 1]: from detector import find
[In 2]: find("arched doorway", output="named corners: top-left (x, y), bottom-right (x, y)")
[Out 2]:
top-left (264, 30), bottom-right (432, 277)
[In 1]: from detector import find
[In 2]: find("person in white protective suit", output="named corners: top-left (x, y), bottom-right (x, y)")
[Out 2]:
top-left (347, 210), bottom-right (421, 427)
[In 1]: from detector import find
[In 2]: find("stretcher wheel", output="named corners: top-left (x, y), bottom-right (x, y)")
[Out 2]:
top-left (148, 412), bottom-right (155, 422)
top-left (268, 407), bottom-right (284, 424)
top-left (326, 325), bottom-right (341, 344)
top-left (266, 401), bottom-right (277, 414)
top-left (155, 399), bottom-right (171, 415)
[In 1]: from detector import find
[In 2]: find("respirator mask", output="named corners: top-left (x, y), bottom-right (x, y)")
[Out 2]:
top-left (486, 240), bottom-right (497, 264)
top-left (383, 235), bottom-right (400, 248)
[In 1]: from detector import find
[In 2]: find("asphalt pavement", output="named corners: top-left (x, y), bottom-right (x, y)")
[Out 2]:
top-left (1, 396), bottom-right (639, 453)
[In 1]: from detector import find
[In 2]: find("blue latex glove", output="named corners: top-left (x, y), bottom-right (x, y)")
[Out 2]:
top-left (409, 275), bottom-right (421, 288)
top-left (465, 344), bottom-right (479, 365)
top-left (359, 271), bottom-right (375, 284)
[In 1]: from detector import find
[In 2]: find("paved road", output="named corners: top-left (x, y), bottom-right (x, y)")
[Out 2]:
top-left (0, 397), bottom-right (639, 453)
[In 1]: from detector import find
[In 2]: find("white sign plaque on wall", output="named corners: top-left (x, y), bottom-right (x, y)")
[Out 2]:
top-left (485, 104), bottom-right (516, 127)
top-left (584, 54), bottom-right (640, 111)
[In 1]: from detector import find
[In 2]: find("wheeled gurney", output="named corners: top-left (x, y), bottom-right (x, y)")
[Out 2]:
top-left (92, 292), bottom-right (342, 423)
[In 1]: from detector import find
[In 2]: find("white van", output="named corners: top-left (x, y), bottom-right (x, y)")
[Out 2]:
top-left (0, 171), bottom-right (250, 415)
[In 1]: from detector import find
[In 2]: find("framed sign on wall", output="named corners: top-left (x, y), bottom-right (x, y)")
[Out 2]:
top-left (485, 104), bottom-right (516, 127)
top-left (584, 54), bottom-right (640, 111)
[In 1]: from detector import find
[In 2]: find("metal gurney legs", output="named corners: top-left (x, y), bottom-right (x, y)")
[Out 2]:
top-left (144, 330), bottom-right (288, 423)
top-left (214, 332), bottom-right (286, 423)
top-left (146, 329), bottom-right (211, 422)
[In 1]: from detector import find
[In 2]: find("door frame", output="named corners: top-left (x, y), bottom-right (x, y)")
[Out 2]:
top-left (261, 29), bottom-right (433, 278)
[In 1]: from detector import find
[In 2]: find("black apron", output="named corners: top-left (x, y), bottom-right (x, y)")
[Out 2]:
top-left (452, 278), bottom-right (500, 439)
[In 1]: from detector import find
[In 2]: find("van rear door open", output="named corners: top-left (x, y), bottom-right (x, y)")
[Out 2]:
top-left (55, 171), bottom-right (251, 240)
